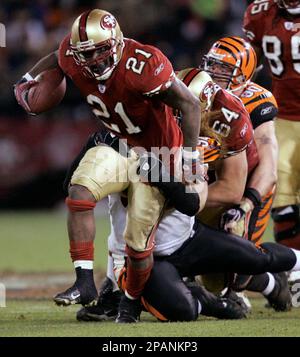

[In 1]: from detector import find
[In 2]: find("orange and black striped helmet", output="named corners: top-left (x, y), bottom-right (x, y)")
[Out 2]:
top-left (70, 9), bottom-right (124, 80)
top-left (201, 36), bottom-right (257, 92)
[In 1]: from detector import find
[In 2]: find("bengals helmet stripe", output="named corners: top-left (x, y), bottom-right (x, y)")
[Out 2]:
top-left (228, 36), bottom-right (251, 68)
top-left (78, 10), bottom-right (90, 42)
top-left (227, 36), bottom-right (246, 46)
top-left (216, 43), bottom-right (238, 61)
top-left (218, 39), bottom-right (239, 52)
top-left (202, 36), bottom-right (257, 92)
top-left (218, 38), bottom-right (248, 70)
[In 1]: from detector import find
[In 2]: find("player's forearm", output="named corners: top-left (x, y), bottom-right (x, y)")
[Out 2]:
top-left (206, 179), bottom-right (245, 207)
top-left (27, 51), bottom-right (59, 78)
top-left (198, 181), bottom-right (208, 212)
top-left (159, 78), bottom-right (201, 149)
top-left (246, 155), bottom-right (277, 198)
top-left (248, 123), bottom-right (278, 197)
top-left (206, 151), bottom-right (247, 207)
top-left (181, 104), bottom-right (201, 149)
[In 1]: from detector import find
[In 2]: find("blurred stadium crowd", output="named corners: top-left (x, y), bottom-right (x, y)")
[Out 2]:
top-left (0, 0), bottom-right (253, 208)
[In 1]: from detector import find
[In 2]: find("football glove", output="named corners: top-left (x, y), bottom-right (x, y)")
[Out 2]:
top-left (220, 200), bottom-right (253, 237)
top-left (14, 74), bottom-right (38, 115)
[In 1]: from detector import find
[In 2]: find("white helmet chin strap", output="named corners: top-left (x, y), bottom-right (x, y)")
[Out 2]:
top-left (95, 66), bottom-right (115, 81)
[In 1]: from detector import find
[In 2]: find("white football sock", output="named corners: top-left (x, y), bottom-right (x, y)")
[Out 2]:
top-left (73, 260), bottom-right (93, 270)
top-left (106, 254), bottom-right (120, 292)
top-left (262, 273), bottom-right (275, 296)
top-left (291, 249), bottom-right (300, 271)
top-left (197, 300), bottom-right (202, 315)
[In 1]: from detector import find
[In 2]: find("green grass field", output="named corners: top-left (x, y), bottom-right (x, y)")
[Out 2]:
top-left (2, 299), bottom-right (300, 337)
top-left (0, 211), bottom-right (299, 337)
top-left (0, 211), bottom-right (110, 272)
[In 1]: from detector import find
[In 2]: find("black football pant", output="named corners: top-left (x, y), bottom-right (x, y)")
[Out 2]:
top-left (142, 222), bottom-right (296, 321)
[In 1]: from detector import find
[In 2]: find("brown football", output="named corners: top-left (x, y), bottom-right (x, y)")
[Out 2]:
top-left (27, 67), bottom-right (66, 114)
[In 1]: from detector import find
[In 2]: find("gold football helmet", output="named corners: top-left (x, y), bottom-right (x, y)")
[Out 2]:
top-left (70, 9), bottom-right (124, 80)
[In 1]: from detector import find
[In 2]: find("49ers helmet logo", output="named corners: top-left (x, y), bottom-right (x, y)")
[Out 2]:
top-left (201, 81), bottom-right (214, 103)
top-left (100, 14), bottom-right (117, 30)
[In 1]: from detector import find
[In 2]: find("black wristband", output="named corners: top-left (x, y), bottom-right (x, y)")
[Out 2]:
top-left (244, 187), bottom-right (262, 208)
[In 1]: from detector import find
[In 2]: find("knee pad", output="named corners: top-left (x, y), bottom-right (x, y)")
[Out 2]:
top-left (65, 197), bottom-right (96, 212)
top-left (272, 205), bottom-right (300, 242)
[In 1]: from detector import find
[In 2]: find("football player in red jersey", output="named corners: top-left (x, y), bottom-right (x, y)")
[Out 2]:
top-left (243, 1), bottom-right (300, 260)
top-left (14, 9), bottom-right (203, 323)
top-left (198, 36), bottom-right (292, 310)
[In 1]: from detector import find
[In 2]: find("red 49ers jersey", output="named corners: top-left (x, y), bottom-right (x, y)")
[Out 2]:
top-left (58, 35), bottom-right (182, 150)
top-left (178, 68), bottom-right (258, 174)
top-left (243, 0), bottom-right (300, 121)
top-left (212, 88), bottom-right (258, 174)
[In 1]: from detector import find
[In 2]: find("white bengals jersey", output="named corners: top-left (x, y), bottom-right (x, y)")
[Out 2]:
top-left (107, 194), bottom-right (194, 257)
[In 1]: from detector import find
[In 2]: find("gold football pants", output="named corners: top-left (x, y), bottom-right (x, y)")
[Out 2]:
top-left (71, 145), bottom-right (165, 252)
top-left (273, 118), bottom-right (300, 207)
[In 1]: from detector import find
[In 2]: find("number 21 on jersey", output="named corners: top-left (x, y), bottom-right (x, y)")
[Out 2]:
top-left (86, 48), bottom-right (154, 135)
top-left (87, 95), bottom-right (141, 134)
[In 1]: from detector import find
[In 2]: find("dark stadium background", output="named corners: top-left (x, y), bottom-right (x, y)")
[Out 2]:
top-left (0, 0), bottom-right (265, 209)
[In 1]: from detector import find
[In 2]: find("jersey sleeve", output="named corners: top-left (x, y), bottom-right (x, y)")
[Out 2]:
top-left (249, 102), bottom-right (278, 129)
top-left (225, 109), bottom-right (254, 156)
top-left (127, 45), bottom-right (175, 96)
top-left (58, 34), bottom-right (75, 77)
top-left (242, 3), bottom-right (265, 47)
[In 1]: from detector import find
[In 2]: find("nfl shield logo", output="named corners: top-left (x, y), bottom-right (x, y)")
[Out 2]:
top-left (284, 22), bottom-right (294, 31)
top-left (98, 84), bottom-right (106, 93)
